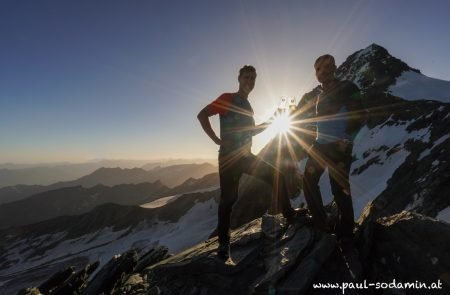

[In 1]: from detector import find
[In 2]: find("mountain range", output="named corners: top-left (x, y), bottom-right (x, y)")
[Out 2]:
top-left (0, 171), bottom-right (219, 229)
top-left (0, 163), bottom-right (217, 205)
top-left (2, 43), bottom-right (450, 294)
top-left (0, 159), bottom-right (216, 188)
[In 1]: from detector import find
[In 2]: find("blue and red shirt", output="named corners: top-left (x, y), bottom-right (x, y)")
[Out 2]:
top-left (207, 93), bottom-right (256, 154)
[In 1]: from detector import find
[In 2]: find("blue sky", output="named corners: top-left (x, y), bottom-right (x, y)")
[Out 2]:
top-left (1, 0), bottom-right (449, 163)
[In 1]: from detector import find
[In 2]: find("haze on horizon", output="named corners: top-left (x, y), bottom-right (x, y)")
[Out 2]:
top-left (0, 157), bottom-right (217, 168)
top-left (1, 0), bottom-right (450, 164)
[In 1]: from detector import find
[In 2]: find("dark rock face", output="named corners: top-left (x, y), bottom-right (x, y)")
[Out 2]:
top-left (357, 102), bottom-right (450, 225)
top-left (83, 250), bottom-right (139, 295)
top-left (18, 247), bottom-right (169, 295)
top-left (39, 262), bottom-right (98, 295)
top-left (134, 247), bottom-right (170, 273)
top-left (19, 211), bottom-right (450, 295)
top-left (38, 266), bottom-right (76, 294)
top-left (359, 211), bottom-right (450, 294)
top-left (2, 256), bottom-right (91, 295)
top-left (17, 263), bottom-right (99, 295)
top-left (337, 44), bottom-right (419, 93)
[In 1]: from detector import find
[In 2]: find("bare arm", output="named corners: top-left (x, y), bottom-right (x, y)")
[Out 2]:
top-left (252, 121), bottom-right (270, 136)
top-left (197, 107), bottom-right (221, 145)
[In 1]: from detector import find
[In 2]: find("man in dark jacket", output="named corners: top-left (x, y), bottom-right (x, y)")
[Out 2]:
top-left (303, 55), bottom-right (365, 250)
top-left (197, 65), bottom-right (297, 261)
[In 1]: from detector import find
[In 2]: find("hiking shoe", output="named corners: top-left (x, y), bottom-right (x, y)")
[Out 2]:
top-left (284, 207), bottom-right (299, 225)
top-left (217, 243), bottom-right (230, 261)
top-left (261, 213), bottom-right (285, 239)
top-left (285, 212), bottom-right (296, 226)
top-left (312, 216), bottom-right (333, 233)
top-left (296, 213), bottom-right (314, 226)
top-left (286, 209), bottom-right (313, 226)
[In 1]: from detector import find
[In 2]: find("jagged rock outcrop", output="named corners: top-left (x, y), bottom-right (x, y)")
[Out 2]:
top-left (18, 247), bottom-right (170, 295)
top-left (24, 210), bottom-right (450, 294)
top-left (357, 211), bottom-right (450, 294)
top-left (134, 247), bottom-right (170, 273)
top-left (83, 250), bottom-right (139, 294)
top-left (18, 262), bottom-right (99, 295)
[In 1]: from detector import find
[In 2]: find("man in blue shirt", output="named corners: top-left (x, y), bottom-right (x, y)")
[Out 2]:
top-left (303, 55), bottom-right (365, 250)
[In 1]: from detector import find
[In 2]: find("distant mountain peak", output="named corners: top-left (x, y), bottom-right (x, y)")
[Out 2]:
top-left (336, 43), bottom-right (420, 92)
top-left (91, 167), bottom-right (124, 174)
top-left (361, 43), bottom-right (390, 56)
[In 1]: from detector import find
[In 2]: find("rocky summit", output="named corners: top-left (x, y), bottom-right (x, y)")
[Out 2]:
top-left (18, 210), bottom-right (450, 294)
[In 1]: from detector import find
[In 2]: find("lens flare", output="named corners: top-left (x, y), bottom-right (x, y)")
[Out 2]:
top-left (271, 112), bottom-right (292, 134)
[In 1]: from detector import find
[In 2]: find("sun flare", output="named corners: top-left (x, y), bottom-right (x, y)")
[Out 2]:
top-left (271, 113), bottom-right (292, 134)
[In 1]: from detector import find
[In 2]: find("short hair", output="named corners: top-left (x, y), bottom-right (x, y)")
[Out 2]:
top-left (238, 64), bottom-right (256, 77)
top-left (314, 54), bottom-right (335, 66)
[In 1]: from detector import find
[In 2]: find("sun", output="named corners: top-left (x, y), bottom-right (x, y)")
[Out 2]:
top-left (271, 112), bottom-right (292, 134)
top-left (253, 99), bottom-right (298, 153)
top-left (262, 110), bottom-right (293, 142)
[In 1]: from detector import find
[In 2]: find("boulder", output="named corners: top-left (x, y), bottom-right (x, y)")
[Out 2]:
top-left (364, 211), bottom-right (450, 293)
top-left (82, 250), bottom-right (138, 295)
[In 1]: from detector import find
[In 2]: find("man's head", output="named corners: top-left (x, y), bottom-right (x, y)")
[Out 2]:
top-left (238, 65), bottom-right (257, 97)
top-left (314, 54), bottom-right (336, 85)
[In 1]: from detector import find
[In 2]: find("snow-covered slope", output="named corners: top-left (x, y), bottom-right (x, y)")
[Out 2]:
top-left (337, 45), bottom-right (450, 223)
top-left (294, 109), bottom-right (447, 220)
top-left (351, 117), bottom-right (431, 216)
top-left (247, 43), bottom-right (450, 228)
top-left (0, 190), bottom-right (219, 293)
top-left (437, 206), bottom-right (450, 222)
top-left (141, 187), bottom-right (218, 209)
top-left (389, 70), bottom-right (450, 102)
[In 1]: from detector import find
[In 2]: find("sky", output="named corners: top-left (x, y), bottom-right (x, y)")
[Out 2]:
top-left (1, 0), bottom-right (450, 164)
